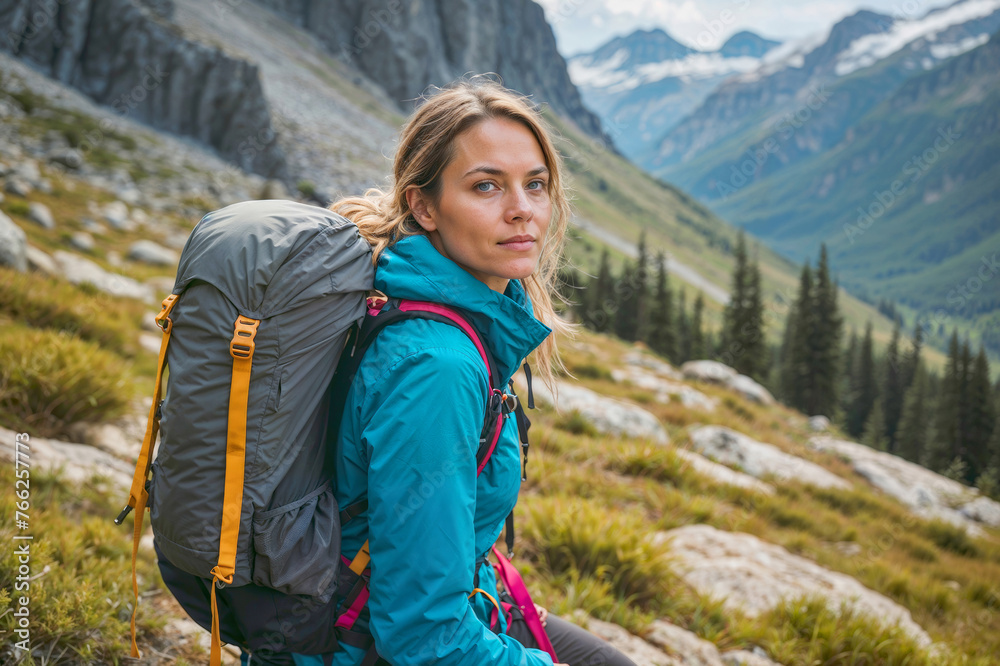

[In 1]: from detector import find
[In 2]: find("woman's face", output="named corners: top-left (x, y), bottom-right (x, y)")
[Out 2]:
top-left (407, 117), bottom-right (552, 293)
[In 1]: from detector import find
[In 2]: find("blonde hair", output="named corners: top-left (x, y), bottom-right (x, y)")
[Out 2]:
top-left (330, 76), bottom-right (571, 388)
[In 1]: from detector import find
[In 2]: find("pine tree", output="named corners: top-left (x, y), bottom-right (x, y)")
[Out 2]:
top-left (647, 252), bottom-right (676, 361)
top-left (690, 294), bottom-right (705, 360)
top-left (676, 289), bottom-right (690, 363)
top-left (862, 399), bottom-right (888, 451)
top-left (635, 232), bottom-right (650, 341)
top-left (927, 331), bottom-right (962, 472)
top-left (588, 249), bottom-right (614, 333)
top-left (808, 244), bottom-right (842, 416)
top-left (903, 322), bottom-right (923, 390)
top-left (721, 231), bottom-right (767, 378)
top-left (615, 261), bottom-right (639, 341)
top-left (781, 263), bottom-right (814, 412)
top-left (882, 323), bottom-right (905, 452)
top-left (965, 347), bottom-right (995, 482)
top-left (896, 366), bottom-right (929, 462)
top-left (846, 322), bottom-right (877, 438)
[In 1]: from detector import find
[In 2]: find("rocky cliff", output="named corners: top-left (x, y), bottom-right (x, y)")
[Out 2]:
top-left (250, 0), bottom-right (610, 144)
top-left (1, 0), bottom-right (287, 179)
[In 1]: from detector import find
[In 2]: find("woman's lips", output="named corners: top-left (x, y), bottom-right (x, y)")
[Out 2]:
top-left (499, 236), bottom-right (535, 251)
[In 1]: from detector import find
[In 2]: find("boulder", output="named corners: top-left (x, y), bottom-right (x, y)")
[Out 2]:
top-left (48, 148), bottom-right (83, 169)
top-left (572, 613), bottom-right (682, 665)
top-left (66, 421), bottom-right (138, 461)
top-left (624, 350), bottom-right (684, 380)
top-left (721, 649), bottom-right (784, 666)
top-left (690, 426), bottom-right (850, 490)
top-left (808, 416), bottom-right (831, 432)
top-left (646, 619), bottom-right (726, 666)
top-left (4, 178), bottom-right (31, 197)
top-left (0, 425), bottom-right (134, 489)
top-left (656, 525), bottom-right (932, 648)
top-left (25, 245), bottom-right (57, 275)
top-left (681, 361), bottom-right (774, 405)
top-left (681, 360), bottom-right (737, 384)
top-left (127, 240), bottom-right (179, 266)
top-left (611, 367), bottom-right (717, 412)
top-left (675, 448), bottom-right (775, 495)
top-left (809, 437), bottom-right (999, 530)
top-left (53, 250), bottom-right (153, 302)
top-left (13, 159), bottom-right (40, 185)
top-left (0, 211), bottom-right (27, 271)
top-left (103, 201), bottom-right (133, 230)
top-left (69, 231), bottom-right (95, 252)
top-left (528, 379), bottom-right (667, 443)
top-left (27, 202), bottom-right (54, 229)
top-left (727, 374), bottom-right (774, 405)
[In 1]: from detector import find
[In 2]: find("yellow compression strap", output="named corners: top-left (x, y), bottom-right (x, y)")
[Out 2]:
top-left (126, 294), bottom-right (179, 658)
top-left (209, 314), bottom-right (260, 666)
top-left (350, 539), bottom-right (371, 575)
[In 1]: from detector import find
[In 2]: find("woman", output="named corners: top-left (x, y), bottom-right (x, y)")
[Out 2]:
top-left (291, 78), bottom-right (636, 666)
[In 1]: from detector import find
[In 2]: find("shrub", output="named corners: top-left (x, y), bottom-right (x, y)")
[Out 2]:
top-left (606, 444), bottom-right (686, 483)
top-left (0, 325), bottom-right (133, 437)
top-left (568, 362), bottom-right (613, 381)
top-left (520, 495), bottom-right (674, 608)
top-left (922, 519), bottom-right (980, 558)
top-left (0, 267), bottom-right (144, 354)
top-left (554, 409), bottom-right (598, 437)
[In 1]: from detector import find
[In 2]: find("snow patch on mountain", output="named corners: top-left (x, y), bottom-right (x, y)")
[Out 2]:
top-left (834, 0), bottom-right (1000, 75)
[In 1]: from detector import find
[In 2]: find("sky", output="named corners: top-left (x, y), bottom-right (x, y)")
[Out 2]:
top-left (536, 0), bottom-right (960, 55)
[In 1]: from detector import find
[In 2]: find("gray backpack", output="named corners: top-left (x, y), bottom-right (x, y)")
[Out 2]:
top-left (116, 199), bottom-right (374, 661)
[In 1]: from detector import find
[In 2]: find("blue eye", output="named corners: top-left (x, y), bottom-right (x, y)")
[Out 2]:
top-left (527, 180), bottom-right (545, 190)
top-left (476, 182), bottom-right (496, 192)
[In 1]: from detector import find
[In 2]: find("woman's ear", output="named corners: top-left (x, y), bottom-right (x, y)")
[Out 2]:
top-left (405, 187), bottom-right (437, 232)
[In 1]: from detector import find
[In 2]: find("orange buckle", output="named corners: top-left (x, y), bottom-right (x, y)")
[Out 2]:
top-left (230, 316), bottom-right (260, 359)
top-left (366, 290), bottom-right (388, 311)
top-left (155, 294), bottom-right (180, 332)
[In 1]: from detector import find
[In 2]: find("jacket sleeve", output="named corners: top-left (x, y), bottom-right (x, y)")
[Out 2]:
top-left (359, 343), bottom-right (554, 666)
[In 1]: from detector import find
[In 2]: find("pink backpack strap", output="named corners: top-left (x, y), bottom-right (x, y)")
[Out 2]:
top-left (491, 546), bottom-right (558, 662)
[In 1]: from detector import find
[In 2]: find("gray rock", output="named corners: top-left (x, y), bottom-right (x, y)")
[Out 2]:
top-left (4, 0), bottom-right (287, 179)
top-left (0, 211), bottom-right (28, 271)
top-left (25, 245), bottom-right (57, 275)
top-left (675, 448), bottom-right (775, 495)
top-left (52, 250), bottom-right (154, 302)
top-left (48, 148), bottom-right (84, 169)
top-left (526, 378), bottom-right (667, 444)
top-left (69, 231), bottom-right (96, 252)
top-left (721, 649), bottom-right (784, 666)
top-left (727, 374), bottom-right (774, 405)
top-left (809, 415), bottom-right (831, 432)
top-left (690, 426), bottom-right (851, 490)
top-left (656, 525), bottom-right (932, 648)
top-left (612, 367), bottom-right (718, 412)
top-left (0, 425), bottom-right (134, 490)
top-left (959, 496), bottom-right (1000, 528)
top-left (27, 202), bottom-right (55, 229)
top-left (127, 240), bottom-right (178, 266)
top-left (682, 360), bottom-right (738, 384)
top-left (258, 178), bottom-right (291, 200)
top-left (13, 160), bottom-right (40, 185)
top-left (809, 436), bottom-right (994, 531)
top-left (646, 619), bottom-right (726, 666)
top-left (103, 201), bottom-right (132, 230)
top-left (571, 613), bottom-right (682, 666)
top-left (37, 178), bottom-right (53, 194)
top-left (4, 177), bottom-right (31, 197)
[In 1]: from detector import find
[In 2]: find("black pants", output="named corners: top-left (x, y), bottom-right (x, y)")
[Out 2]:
top-left (506, 612), bottom-right (637, 666)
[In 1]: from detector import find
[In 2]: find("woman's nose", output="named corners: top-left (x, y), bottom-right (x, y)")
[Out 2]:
top-left (505, 187), bottom-right (533, 223)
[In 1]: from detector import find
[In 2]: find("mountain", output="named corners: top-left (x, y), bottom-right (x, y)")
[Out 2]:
top-left (250, 0), bottom-right (609, 144)
top-left (567, 28), bottom-right (780, 159)
top-left (636, 0), bottom-right (1000, 356)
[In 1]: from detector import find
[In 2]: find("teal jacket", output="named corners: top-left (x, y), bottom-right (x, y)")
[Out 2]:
top-left (294, 234), bottom-right (553, 666)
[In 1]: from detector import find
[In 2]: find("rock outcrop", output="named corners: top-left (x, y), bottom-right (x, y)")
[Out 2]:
top-left (0, 425), bottom-right (134, 489)
top-left (690, 426), bottom-right (851, 490)
top-left (675, 448), bottom-right (776, 495)
top-left (810, 436), bottom-right (1000, 530)
top-left (1, 0), bottom-right (286, 178)
top-left (657, 524), bottom-right (932, 648)
top-left (681, 361), bottom-right (774, 405)
top-left (529, 379), bottom-right (667, 444)
top-left (0, 210), bottom-right (27, 271)
top-left (250, 0), bottom-right (609, 144)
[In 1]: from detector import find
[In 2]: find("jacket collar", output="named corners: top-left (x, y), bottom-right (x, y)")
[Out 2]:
top-left (374, 234), bottom-right (552, 385)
